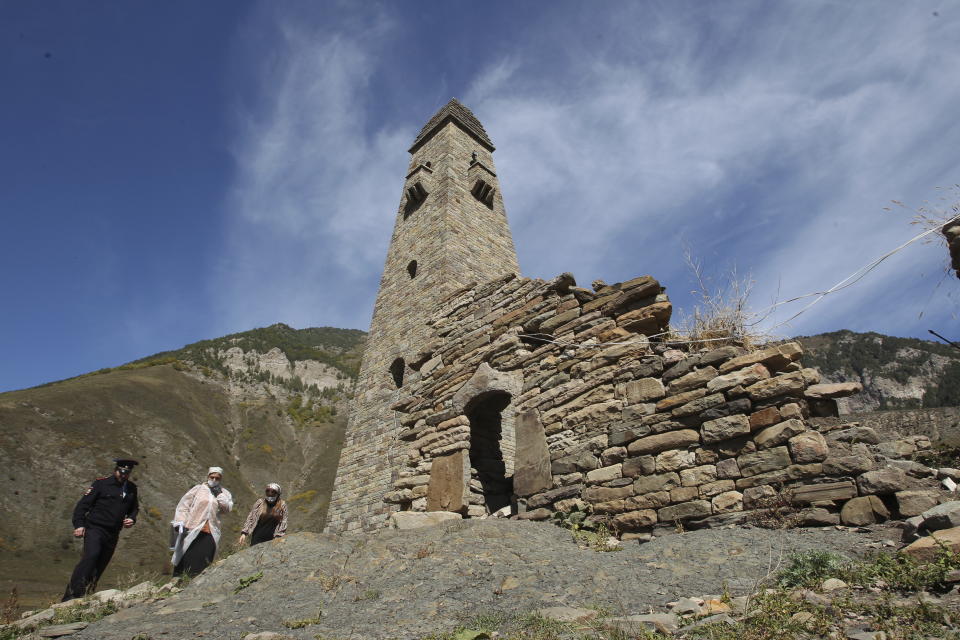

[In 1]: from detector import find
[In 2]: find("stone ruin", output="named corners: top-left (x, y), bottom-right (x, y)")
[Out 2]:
top-left (325, 99), bottom-right (952, 535)
top-left (382, 270), bottom-right (951, 534)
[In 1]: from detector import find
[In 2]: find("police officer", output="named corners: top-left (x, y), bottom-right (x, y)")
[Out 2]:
top-left (62, 458), bottom-right (140, 601)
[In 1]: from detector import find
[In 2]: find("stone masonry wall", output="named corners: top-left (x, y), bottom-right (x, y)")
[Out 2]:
top-left (385, 270), bottom-right (939, 534)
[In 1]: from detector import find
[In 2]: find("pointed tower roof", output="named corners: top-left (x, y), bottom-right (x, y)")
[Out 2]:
top-left (409, 98), bottom-right (495, 153)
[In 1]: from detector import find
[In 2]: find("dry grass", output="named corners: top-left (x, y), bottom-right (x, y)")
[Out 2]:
top-left (671, 250), bottom-right (774, 351)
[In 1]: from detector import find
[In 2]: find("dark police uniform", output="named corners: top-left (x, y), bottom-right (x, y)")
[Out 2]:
top-left (63, 469), bottom-right (139, 600)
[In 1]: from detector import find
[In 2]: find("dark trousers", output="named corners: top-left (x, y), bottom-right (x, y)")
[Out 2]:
top-left (173, 531), bottom-right (216, 577)
top-left (63, 526), bottom-right (118, 601)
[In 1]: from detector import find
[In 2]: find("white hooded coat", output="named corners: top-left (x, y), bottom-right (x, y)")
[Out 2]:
top-left (170, 483), bottom-right (233, 567)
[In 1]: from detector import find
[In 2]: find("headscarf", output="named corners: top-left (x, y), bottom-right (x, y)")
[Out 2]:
top-left (208, 466), bottom-right (224, 476)
top-left (265, 483), bottom-right (282, 506)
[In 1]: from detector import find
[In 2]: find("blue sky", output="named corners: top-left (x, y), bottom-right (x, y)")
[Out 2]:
top-left (2, 1), bottom-right (958, 393)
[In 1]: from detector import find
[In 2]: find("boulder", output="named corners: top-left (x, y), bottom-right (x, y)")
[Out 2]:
top-left (840, 496), bottom-right (889, 526)
top-left (856, 469), bottom-right (910, 496)
top-left (921, 502), bottom-right (960, 531)
top-left (902, 526), bottom-right (960, 561)
top-left (788, 431), bottom-right (829, 464)
top-left (895, 490), bottom-right (939, 518)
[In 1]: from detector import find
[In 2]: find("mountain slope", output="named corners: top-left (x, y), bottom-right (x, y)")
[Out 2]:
top-left (796, 330), bottom-right (960, 411)
top-left (0, 324), bottom-right (365, 608)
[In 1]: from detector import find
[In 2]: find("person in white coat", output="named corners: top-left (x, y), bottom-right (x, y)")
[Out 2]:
top-left (170, 467), bottom-right (233, 576)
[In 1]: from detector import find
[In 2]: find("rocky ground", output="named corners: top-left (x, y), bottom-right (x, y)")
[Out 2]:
top-left (8, 517), bottom-right (958, 640)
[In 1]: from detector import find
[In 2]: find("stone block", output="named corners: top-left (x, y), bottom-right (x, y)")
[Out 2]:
top-left (745, 372), bottom-right (806, 401)
top-left (698, 479), bottom-right (736, 498)
top-left (840, 496), bottom-right (889, 526)
top-left (702, 415), bottom-right (751, 444)
top-left (672, 393), bottom-right (726, 418)
top-left (586, 464), bottom-right (623, 485)
top-left (633, 472), bottom-right (681, 495)
top-left (788, 431), bottom-right (828, 464)
top-left (670, 486), bottom-right (699, 503)
top-left (609, 425), bottom-right (651, 447)
top-left (829, 426), bottom-right (880, 445)
top-left (656, 387), bottom-right (708, 412)
top-left (626, 430), bottom-right (700, 456)
top-left (680, 465), bottom-right (718, 487)
top-left (790, 481), bottom-right (857, 504)
top-left (518, 508), bottom-right (552, 521)
top-left (582, 485), bottom-right (633, 503)
top-left (695, 448), bottom-right (719, 465)
top-left (616, 301), bottom-right (672, 335)
top-left (717, 342), bottom-right (802, 374)
top-left (754, 419), bottom-right (807, 450)
top-left (631, 491), bottom-right (671, 509)
top-left (667, 366), bottom-right (718, 395)
top-left (712, 490), bottom-right (743, 513)
top-left (895, 491), bottom-right (939, 518)
top-left (662, 355), bottom-right (702, 382)
top-left (796, 507), bottom-right (840, 527)
top-left (656, 450), bottom-right (696, 472)
top-left (857, 469), bottom-right (910, 496)
top-left (738, 446), bottom-right (792, 477)
top-left (706, 363), bottom-right (770, 393)
top-left (622, 455), bottom-right (656, 478)
top-left (527, 485), bottom-right (584, 509)
top-left (601, 446), bottom-right (627, 466)
top-left (699, 398), bottom-right (752, 422)
top-left (804, 382), bottom-right (862, 399)
top-left (613, 509), bottom-right (658, 530)
top-left (716, 458), bottom-right (741, 479)
top-left (625, 378), bottom-right (665, 403)
top-left (742, 485), bottom-right (777, 509)
top-left (749, 407), bottom-right (781, 430)
top-left (822, 455), bottom-right (874, 476)
top-left (877, 440), bottom-right (918, 459)
top-left (426, 450), bottom-right (469, 513)
top-left (658, 500), bottom-right (713, 522)
top-left (389, 511), bottom-right (463, 529)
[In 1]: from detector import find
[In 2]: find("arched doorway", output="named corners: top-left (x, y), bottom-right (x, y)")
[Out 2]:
top-left (465, 390), bottom-right (513, 514)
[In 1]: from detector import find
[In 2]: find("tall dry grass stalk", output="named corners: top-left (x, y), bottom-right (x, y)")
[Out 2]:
top-left (672, 250), bottom-right (774, 352)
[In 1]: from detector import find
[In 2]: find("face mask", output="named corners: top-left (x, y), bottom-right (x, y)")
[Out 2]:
top-left (265, 495), bottom-right (278, 505)
top-left (208, 479), bottom-right (221, 489)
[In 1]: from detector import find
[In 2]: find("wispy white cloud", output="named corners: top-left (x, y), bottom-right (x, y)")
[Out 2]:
top-left (463, 2), bottom-right (960, 338)
top-left (215, 5), bottom-right (410, 332)
top-left (218, 1), bottom-right (959, 342)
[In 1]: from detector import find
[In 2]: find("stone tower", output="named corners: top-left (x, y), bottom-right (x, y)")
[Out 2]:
top-left (325, 99), bottom-right (520, 532)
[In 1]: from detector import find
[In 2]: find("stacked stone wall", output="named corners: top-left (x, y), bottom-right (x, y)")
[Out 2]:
top-left (386, 270), bottom-right (939, 534)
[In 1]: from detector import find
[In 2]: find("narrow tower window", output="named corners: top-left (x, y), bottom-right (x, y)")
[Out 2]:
top-left (471, 178), bottom-right (495, 208)
top-left (407, 260), bottom-right (418, 278)
top-left (389, 358), bottom-right (405, 388)
top-left (404, 181), bottom-right (428, 218)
